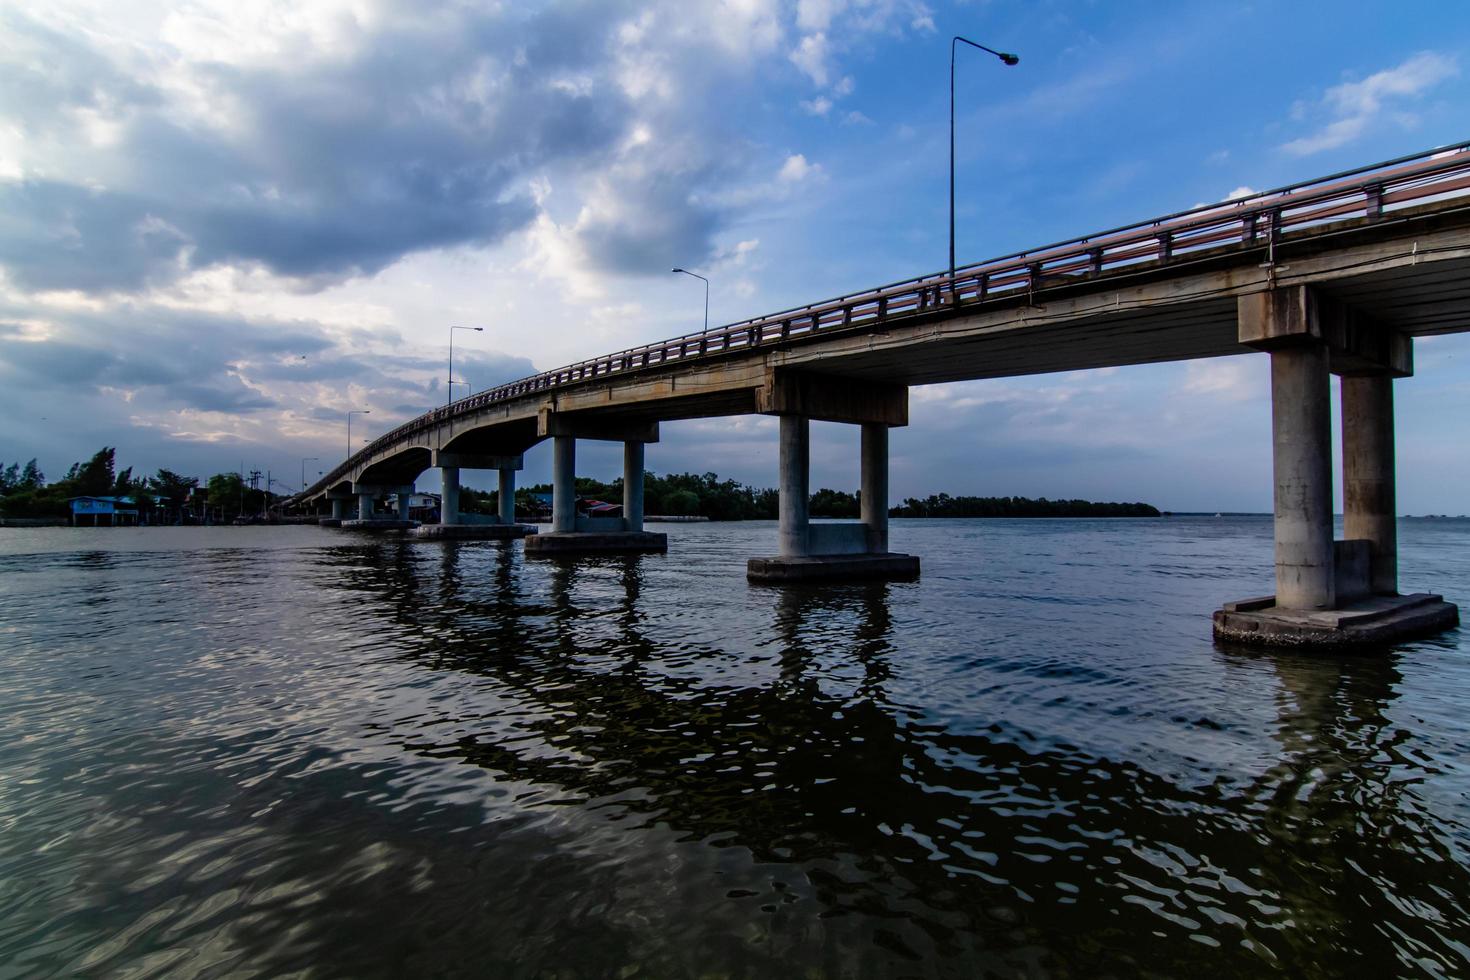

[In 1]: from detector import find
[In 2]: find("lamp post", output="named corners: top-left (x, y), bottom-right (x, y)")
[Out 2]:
top-left (301, 457), bottom-right (319, 493)
top-left (448, 325), bottom-right (484, 407)
top-left (950, 36), bottom-right (1018, 289)
top-left (671, 268), bottom-right (709, 331)
top-left (346, 410), bottom-right (370, 459)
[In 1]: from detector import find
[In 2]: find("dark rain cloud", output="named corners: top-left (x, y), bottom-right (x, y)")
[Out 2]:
top-left (0, 3), bottom-right (651, 293)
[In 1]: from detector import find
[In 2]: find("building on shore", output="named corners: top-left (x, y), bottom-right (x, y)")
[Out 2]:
top-left (68, 496), bottom-right (139, 527)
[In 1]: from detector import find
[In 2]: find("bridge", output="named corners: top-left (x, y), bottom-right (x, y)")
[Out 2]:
top-left (296, 143), bottom-right (1470, 646)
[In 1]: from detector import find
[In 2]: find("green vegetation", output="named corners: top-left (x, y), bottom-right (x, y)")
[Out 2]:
top-left (0, 446), bottom-right (274, 521)
top-left (463, 471), bottom-right (1157, 522)
top-left (890, 494), bottom-right (1160, 518)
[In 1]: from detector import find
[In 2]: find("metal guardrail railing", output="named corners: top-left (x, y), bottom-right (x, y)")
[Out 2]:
top-left (303, 141), bottom-right (1470, 499)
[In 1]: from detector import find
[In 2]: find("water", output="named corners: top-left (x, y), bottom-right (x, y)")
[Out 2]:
top-left (1, 517), bottom-right (1467, 978)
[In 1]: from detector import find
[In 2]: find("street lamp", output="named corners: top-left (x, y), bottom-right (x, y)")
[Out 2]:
top-left (671, 268), bottom-right (709, 331)
top-left (301, 457), bottom-right (319, 492)
top-left (448, 325), bottom-right (484, 407)
top-left (346, 410), bottom-right (370, 458)
top-left (950, 36), bottom-right (1018, 290)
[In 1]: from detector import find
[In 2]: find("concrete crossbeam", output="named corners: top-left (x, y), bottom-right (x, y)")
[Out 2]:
top-left (757, 368), bottom-right (908, 426)
top-left (432, 451), bottom-right (524, 471)
top-left (1238, 286), bottom-right (1412, 377)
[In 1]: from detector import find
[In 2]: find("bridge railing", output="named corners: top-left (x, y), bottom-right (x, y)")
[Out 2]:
top-left (302, 141), bottom-right (1470, 500)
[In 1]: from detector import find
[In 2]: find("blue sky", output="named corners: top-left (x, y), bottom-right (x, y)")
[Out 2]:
top-left (1, 0), bottom-right (1468, 512)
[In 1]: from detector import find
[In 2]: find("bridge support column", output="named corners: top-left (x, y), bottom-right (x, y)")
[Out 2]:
top-left (525, 415), bottom-right (665, 555)
top-left (498, 468), bottom-right (516, 525)
top-left (397, 488), bottom-right (413, 522)
top-left (778, 415), bottom-right (809, 558)
top-left (624, 442), bottom-right (644, 533)
top-left (748, 373), bottom-right (917, 582)
top-left (861, 422), bottom-right (889, 554)
top-left (1343, 374), bottom-right (1397, 595)
top-left (331, 498), bottom-right (346, 520)
top-left (1271, 342), bottom-right (1335, 610)
top-left (551, 435), bottom-right (576, 534)
top-left (440, 467), bottom-right (460, 525)
top-left (357, 492), bottom-right (374, 522)
top-left (1215, 287), bottom-right (1455, 646)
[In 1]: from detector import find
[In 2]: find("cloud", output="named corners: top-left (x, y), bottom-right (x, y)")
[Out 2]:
top-left (790, 32), bottom-right (833, 87)
top-left (1281, 51), bottom-right (1458, 156)
top-left (801, 96), bottom-right (834, 116)
top-left (777, 153), bottom-right (821, 183)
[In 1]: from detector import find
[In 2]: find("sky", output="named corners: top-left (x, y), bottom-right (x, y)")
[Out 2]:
top-left (2, 0), bottom-right (1469, 512)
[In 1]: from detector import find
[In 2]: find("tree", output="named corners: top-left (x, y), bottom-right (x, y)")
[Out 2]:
top-left (152, 469), bottom-right (198, 508)
top-left (71, 448), bottom-right (116, 497)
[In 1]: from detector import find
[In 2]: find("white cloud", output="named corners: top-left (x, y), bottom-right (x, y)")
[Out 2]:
top-left (778, 153), bottom-right (820, 183)
top-left (1282, 51), bottom-right (1458, 156)
top-left (801, 96), bottom-right (833, 116)
top-left (1224, 186), bottom-right (1257, 201)
top-left (842, 110), bottom-right (873, 126)
top-left (1179, 357), bottom-right (1261, 403)
top-left (789, 32), bottom-right (832, 87)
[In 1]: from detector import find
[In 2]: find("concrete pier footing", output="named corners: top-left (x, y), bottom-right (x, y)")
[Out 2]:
top-left (340, 518), bottom-right (418, 531)
top-left (1213, 593), bottom-right (1459, 647)
top-left (525, 530), bottom-right (667, 554)
top-left (414, 523), bottom-right (537, 541)
top-left (747, 552), bottom-right (920, 583)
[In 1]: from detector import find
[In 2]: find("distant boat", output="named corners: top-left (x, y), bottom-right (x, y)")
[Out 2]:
top-left (1214, 512), bottom-right (1223, 517)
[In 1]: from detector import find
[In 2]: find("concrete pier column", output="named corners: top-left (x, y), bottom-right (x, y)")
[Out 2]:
top-left (860, 422), bottom-right (889, 554)
top-left (498, 468), bottom-right (516, 525)
top-left (1270, 343), bottom-right (1335, 610)
top-left (552, 435), bottom-right (576, 533)
top-left (778, 415), bottom-right (810, 558)
top-left (358, 492), bottom-right (374, 522)
top-left (623, 442), bottom-right (645, 533)
top-left (331, 498), bottom-right (346, 520)
top-left (397, 489), bottom-right (412, 521)
top-left (440, 467), bottom-right (460, 525)
top-left (1342, 374), bottom-right (1397, 594)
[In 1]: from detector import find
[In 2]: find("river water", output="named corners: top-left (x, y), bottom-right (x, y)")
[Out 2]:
top-left (0, 517), bottom-right (1467, 978)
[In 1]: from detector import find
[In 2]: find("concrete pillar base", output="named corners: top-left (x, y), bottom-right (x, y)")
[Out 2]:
top-left (339, 518), bottom-right (419, 531)
top-left (1212, 592), bottom-right (1458, 648)
top-left (413, 523), bottom-right (538, 541)
top-left (746, 552), bottom-right (920, 584)
top-left (317, 517), bottom-right (343, 528)
top-left (524, 531), bottom-right (668, 555)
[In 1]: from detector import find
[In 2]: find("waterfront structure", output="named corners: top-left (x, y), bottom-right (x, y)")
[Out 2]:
top-left (68, 496), bottom-right (139, 527)
top-left (296, 145), bottom-right (1470, 645)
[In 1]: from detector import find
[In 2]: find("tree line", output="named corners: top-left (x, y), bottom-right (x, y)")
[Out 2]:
top-left (460, 472), bottom-right (1158, 521)
top-left (0, 448), bottom-right (281, 521)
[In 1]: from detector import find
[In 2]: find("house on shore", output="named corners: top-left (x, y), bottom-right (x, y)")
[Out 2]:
top-left (69, 496), bottom-right (139, 527)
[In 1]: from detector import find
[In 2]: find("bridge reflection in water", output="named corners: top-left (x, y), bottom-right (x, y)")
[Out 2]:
top-left (75, 536), bottom-right (1448, 977)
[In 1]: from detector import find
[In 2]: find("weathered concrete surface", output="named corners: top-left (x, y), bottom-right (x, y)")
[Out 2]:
top-left (413, 523), bottom-right (537, 541)
top-left (525, 531), bottom-right (668, 554)
top-left (778, 415), bottom-right (810, 558)
top-left (1213, 592), bottom-right (1459, 647)
top-left (746, 552), bottom-right (920, 583)
top-left (339, 519), bottom-right (418, 531)
top-left (318, 518), bottom-right (343, 528)
top-left (1267, 341), bottom-right (1335, 609)
top-left (1342, 373), bottom-right (1398, 594)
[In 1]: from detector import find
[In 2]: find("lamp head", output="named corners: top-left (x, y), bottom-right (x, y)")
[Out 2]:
top-left (1000, 52), bottom-right (1019, 65)
top-left (671, 268), bottom-right (684, 274)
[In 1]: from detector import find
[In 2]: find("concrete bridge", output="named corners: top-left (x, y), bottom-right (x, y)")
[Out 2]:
top-left (296, 143), bottom-right (1470, 646)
